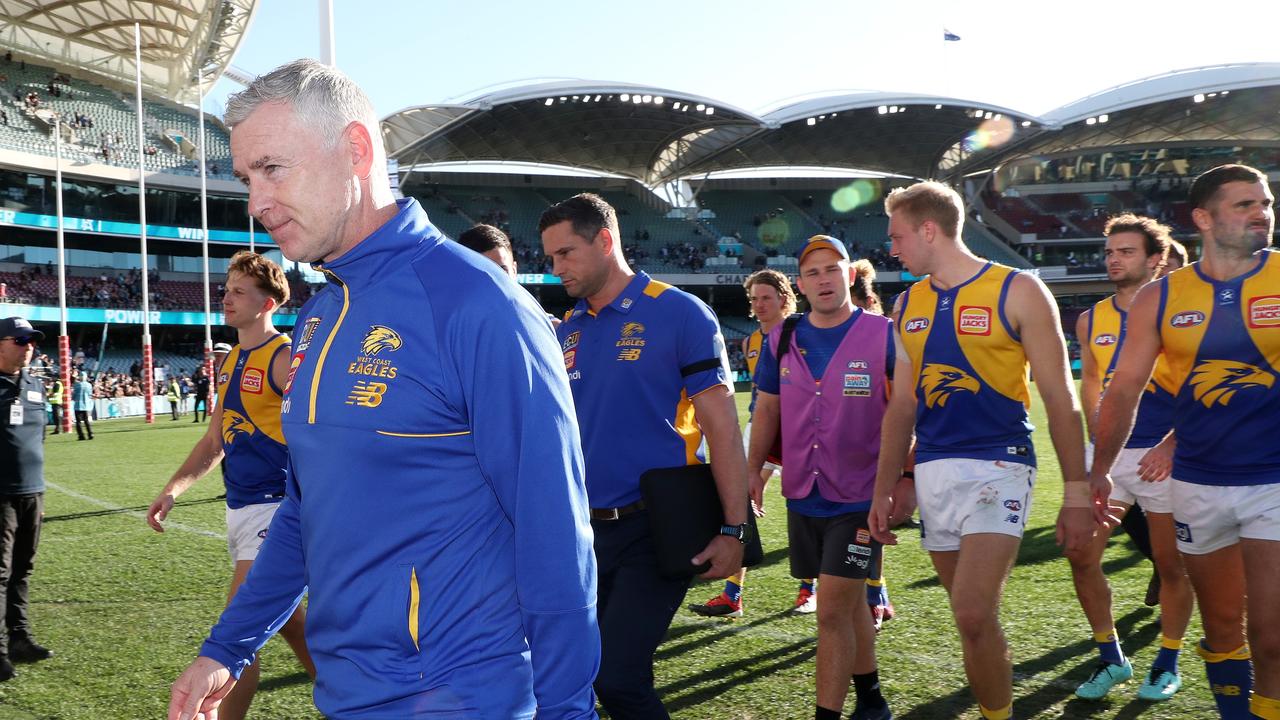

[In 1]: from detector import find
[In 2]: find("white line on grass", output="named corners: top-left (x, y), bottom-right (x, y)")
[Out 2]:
top-left (45, 481), bottom-right (223, 539)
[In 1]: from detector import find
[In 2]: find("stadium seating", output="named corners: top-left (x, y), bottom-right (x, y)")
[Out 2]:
top-left (0, 57), bottom-right (232, 178)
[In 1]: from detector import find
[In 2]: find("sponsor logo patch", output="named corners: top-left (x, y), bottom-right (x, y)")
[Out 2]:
top-left (957, 306), bottom-right (992, 335)
top-left (904, 317), bottom-right (930, 333)
top-left (1175, 521), bottom-right (1193, 543)
top-left (562, 331), bottom-right (581, 351)
top-left (843, 372), bottom-right (871, 397)
top-left (1005, 513), bottom-right (1021, 524)
top-left (285, 354), bottom-right (303, 394)
top-left (1248, 296), bottom-right (1280, 328)
top-left (257, 528), bottom-right (269, 540)
top-left (346, 381), bottom-right (388, 408)
top-left (1003, 499), bottom-right (1022, 512)
top-left (564, 349), bottom-right (577, 370)
top-left (240, 368), bottom-right (264, 394)
top-left (1170, 310), bottom-right (1205, 328)
top-left (856, 529), bottom-right (871, 544)
top-left (1093, 334), bottom-right (1117, 346)
top-left (295, 317), bottom-right (322, 352)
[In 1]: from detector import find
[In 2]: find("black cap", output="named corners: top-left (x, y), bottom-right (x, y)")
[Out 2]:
top-left (0, 317), bottom-right (44, 342)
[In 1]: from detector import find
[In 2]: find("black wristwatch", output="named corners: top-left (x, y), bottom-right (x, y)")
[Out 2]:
top-left (719, 523), bottom-right (748, 544)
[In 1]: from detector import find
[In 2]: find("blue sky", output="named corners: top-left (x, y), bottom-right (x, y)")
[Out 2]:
top-left (205, 0), bottom-right (1278, 122)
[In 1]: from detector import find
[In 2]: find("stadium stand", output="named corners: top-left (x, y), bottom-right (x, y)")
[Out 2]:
top-left (0, 55), bottom-right (232, 178)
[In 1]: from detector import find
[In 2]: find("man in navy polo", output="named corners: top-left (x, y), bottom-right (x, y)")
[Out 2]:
top-left (541, 193), bottom-right (749, 719)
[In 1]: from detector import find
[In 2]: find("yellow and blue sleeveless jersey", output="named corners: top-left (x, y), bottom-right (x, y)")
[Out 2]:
top-left (898, 263), bottom-right (1035, 465)
top-left (216, 334), bottom-right (289, 508)
top-left (1086, 296), bottom-right (1176, 448)
top-left (1157, 250), bottom-right (1280, 486)
top-left (745, 328), bottom-right (764, 412)
top-left (558, 271), bottom-right (733, 509)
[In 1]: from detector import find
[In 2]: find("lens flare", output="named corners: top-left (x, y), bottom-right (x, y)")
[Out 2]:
top-left (964, 116), bottom-right (1015, 153)
top-left (758, 216), bottom-right (790, 248)
top-left (830, 179), bottom-right (882, 213)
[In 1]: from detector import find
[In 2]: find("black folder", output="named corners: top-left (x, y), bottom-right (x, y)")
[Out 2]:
top-left (638, 464), bottom-right (765, 578)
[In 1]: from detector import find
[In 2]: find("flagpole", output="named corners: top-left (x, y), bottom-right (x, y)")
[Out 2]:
top-left (134, 23), bottom-right (154, 423)
top-left (53, 113), bottom-right (72, 433)
top-left (198, 73), bottom-right (214, 417)
top-left (248, 214), bottom-right (255, 252)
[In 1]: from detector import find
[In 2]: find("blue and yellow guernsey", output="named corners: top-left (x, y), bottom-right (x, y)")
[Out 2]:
top-left (1086, 297), bottom-right (1176, 448)
top-left (745, 328), bottom-right (764, 413)
top-left (216, 334), bottom-right (289, 508)
top-left (198, 199), bottom-right (599, 719)
top-left (1158, 250), bottom-right (1280, 486)
top-left (898, 263), bottom-right (1035, 465)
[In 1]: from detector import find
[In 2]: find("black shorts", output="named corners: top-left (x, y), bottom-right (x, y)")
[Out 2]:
top-left (787, 509), bottom-right (880, 580)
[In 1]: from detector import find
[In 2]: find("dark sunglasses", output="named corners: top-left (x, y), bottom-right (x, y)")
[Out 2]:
top-left (1, 336), bottom-right (34, 346)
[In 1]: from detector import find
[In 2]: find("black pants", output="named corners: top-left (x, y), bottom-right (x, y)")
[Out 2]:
top-left (192, 399), bottom-right (206, 423)
top-left (0, 493), bottom-right (42, 654)
top-left (75, 409), bottom-right (93, 439)
top-left (50, 405), bottom-right (62, 433)
top-left (592, 512), bottom-right (692, 720)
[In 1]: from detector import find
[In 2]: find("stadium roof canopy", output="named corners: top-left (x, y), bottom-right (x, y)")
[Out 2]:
top-left (951, 63), bottom-right (1280, 176)
top-left (382, 80), bottom-right (766, 187)
top-left (383, 81), bottom-right (1045, 186)
top-left (385, 65), bottom-right (1280, 188)
top-left (0, 0), bottom-right (256, 102)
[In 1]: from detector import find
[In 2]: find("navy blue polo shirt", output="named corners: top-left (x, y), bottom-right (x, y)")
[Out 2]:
top-left (558, 271), bottom-right (732, 509)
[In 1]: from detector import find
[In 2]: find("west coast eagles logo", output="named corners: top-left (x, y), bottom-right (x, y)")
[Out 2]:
top-left (361, 326), bottom-right (403, 356)
top-left (1188, 359), bottom-right (1274, 407)
top-left (919, 363), bottom-right (980, 408)
top-left (221, 409), bottom-right (255, 444)
top-left (621, 322), bottom-right (645, 338)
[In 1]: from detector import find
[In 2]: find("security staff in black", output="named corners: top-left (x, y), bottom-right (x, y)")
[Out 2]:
top-left (0, 317), bottom-right (54, 681)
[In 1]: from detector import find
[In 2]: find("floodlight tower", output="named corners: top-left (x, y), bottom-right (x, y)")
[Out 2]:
top-left (319, 0), bottom-right (336, 66)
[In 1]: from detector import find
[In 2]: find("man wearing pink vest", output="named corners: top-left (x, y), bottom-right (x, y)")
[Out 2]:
top-left (747, 235), bottom-right (898, 720)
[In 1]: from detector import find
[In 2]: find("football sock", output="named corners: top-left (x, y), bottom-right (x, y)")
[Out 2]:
top-left (1094, 628), bottom-right (1125, 666)
top-left (1251, 692), bottom-right (1280, 719)
top-left (722, 573), bottom-right (743, 603)
top-left (1153, 636), bottom-right (1182, 674)
top-left (852, 670), bottom-right (886, 709)
top-left (815, 706), bottom-right (840, 720)
top-left (866, 576), bottom-right (888, 606)
top-left (979, 702), bottom-right (1012, 719)
top-left (1199, 641), bottom-right (1252, 719)
top-left (800, 579), bottom-right (816, 594)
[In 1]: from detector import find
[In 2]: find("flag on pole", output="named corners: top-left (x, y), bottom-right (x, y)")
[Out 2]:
top-left (944, 29), bottom-right (961, 42)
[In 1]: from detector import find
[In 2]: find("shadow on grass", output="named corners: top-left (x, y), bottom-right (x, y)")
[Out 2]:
top-left (257, 671), bottom-right (312, 692)
top-left (658, 638), bottom-right (815, 714)
top-left (658, 607), bottom-right (802, 661)
top-left (905, 527), bottom-right (1150, 590)
top-left (896, 606), bottom-right (1157, 719)
top-left (44, 494), bottom-right (225, 523)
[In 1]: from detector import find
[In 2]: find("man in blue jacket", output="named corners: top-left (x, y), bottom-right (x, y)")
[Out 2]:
top-left (167, 59), bottom-right (600, 720)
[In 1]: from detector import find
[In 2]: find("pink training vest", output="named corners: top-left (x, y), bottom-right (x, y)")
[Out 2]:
top-left (770, 311), bottom-right (891, 503)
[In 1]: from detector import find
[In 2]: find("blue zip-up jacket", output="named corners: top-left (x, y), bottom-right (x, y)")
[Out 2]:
top-left (199, 199), bottom-right (600, 718)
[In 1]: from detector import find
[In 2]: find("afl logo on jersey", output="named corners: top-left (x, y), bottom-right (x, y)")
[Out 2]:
top-left (1094, 334), bottom-right (1118, 346)
top-left (1248, 296), bottom-right (1280, 328)
top-left (957, 306), bottom-right (992, 336)
top-left (1170, 310), bottom-right (1206, 328)
top-left (904, 317), bottom-right (930, 333)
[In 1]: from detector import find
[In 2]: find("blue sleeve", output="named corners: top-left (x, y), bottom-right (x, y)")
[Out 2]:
top-left (677, 295), bottom-right (732, 397)
top-left (456, 286), bottom-right (599, 718)
top-left (198, 462), bottom-right (307, 678)
top-left (755, 334), bottom-right (780, 394)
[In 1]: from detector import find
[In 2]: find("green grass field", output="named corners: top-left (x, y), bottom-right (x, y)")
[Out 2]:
top-left (0, 393), bottom-right (1218, 719)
